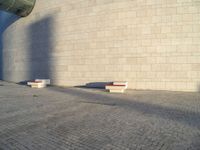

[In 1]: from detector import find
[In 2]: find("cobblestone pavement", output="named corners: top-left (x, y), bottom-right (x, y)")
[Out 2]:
top-left (0, 81), bottom-right (200, 150)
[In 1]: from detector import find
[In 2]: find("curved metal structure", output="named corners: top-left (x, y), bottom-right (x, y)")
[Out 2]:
top-left (0, 0), bottom-right (36, 17)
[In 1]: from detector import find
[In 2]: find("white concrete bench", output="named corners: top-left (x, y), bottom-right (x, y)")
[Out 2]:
top-left (35, 79), bottom-right (50, 85)
top-left (27, 81), bottom-right (46, 88)
top-left (27, 79), bottom-right (50, 88)
top-left (105, 81), bottom-right (128, 93)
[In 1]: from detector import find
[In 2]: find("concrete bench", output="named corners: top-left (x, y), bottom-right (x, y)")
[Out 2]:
top-left (27, 79), bottom-right (50, 88)
top-left (35, 79), bottom-right (50, 85)
top-left (27, 81), bottom-right (46, 88)
top-left (105, 81), bottom-right (128, 93)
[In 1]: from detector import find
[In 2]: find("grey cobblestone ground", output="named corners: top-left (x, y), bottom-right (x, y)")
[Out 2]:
top-left (0, 81), bottom-right (200, 150)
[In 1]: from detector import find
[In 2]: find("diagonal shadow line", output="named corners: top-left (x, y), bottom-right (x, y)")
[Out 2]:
top-left (77, 101), bottom-right (117, 106)
top-left (48, 86), bottom-right (200, 129)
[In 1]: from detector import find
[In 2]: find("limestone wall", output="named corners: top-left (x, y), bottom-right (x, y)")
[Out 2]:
top-left (1, 0), bottom-right (200, 91)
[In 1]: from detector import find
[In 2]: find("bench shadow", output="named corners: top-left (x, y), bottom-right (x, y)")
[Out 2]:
top-left (76, 82), bottom-right (112, 89)
top-left (48, 86), bottom-right (200, 129)
top-left (18, 80), bottom-right (33, 85)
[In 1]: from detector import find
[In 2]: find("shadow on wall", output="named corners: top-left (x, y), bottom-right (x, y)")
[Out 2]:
top-left (26, 15), bottom-right (55, 81)
top-left (0, 11), bottom-right (19, 80)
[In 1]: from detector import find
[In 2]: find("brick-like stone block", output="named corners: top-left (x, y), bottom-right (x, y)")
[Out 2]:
top-left (1, 0), bottom-right (200, 92)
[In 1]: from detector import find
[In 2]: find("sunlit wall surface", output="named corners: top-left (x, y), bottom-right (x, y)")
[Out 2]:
top-left (1, 0), bottom-right (200, 91)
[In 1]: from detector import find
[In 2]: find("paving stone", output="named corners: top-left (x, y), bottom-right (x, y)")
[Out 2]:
top-left (0, 81), bottom-right (200, 150)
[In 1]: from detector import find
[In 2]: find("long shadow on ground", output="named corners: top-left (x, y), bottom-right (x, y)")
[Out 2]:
top-left (48, 86), bottom-right (200, 129)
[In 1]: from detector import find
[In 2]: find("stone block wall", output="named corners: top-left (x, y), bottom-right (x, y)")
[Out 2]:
top-left (1, 0), bottom-right (200, 91)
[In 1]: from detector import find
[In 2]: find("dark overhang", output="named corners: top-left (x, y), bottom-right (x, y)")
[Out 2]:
top-left (0, 0), bottom-right (36, 17)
